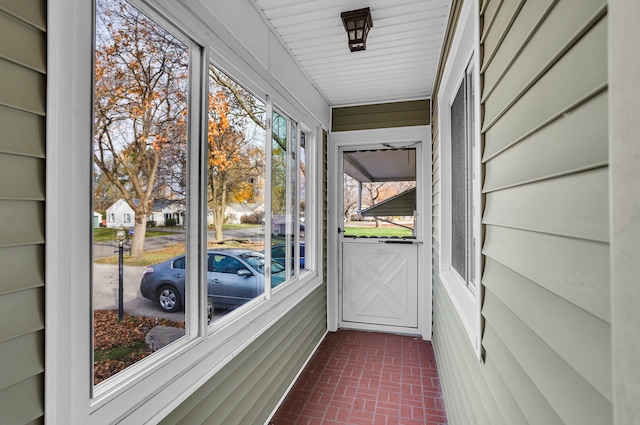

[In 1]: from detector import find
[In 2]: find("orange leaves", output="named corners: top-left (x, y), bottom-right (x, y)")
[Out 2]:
top-left (93, 310), bottom-right (185, 384)
top-left (208, 90), bottom-right (230, 137)
top-left (231, 183), bottom-right (253, 203)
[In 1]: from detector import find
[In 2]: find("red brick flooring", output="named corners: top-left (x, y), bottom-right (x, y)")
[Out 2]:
top-left (270, 330), bottom-right (448, 425)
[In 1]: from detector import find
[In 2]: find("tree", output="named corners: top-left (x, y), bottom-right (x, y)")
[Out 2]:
top-left (343, 174), bottom-right (360, 221)
top-left (93, 0), bottom-right (189, 257)
top-left (207, 71), bottom-right (265, 241)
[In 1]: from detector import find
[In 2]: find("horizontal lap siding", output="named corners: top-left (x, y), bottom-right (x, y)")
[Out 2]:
top-left (159, 285), bottom-right (327, 425)
top-left (331, 100), bottom-right (430, 132)
top-left (0, 1), bottom-right (47, 424)
top-left (481, 0), bottom-right (611, 423)
top-left (433, 0), bottom-right (611, 424)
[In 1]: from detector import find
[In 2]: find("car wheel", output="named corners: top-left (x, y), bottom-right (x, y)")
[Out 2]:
top-left (157, 285), bottom-right (181, 313)
top-left (207, 298), bottom-right (214, 324)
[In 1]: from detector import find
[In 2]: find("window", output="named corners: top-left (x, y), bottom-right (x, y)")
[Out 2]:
top-left (207, 65), bottom-right (269, 321)
top-left (437, 0), bottom-right (482, 357)
top-left (450, 62), bottom-right (476, 289)
top-left (92, 0), bottom-right (189, 385)
top-left (173, 257), bottom-right (185, 270)
top-left (271, 111), bottom-right (310, 279)
top-left (48, 0), bottom-right (321, 422)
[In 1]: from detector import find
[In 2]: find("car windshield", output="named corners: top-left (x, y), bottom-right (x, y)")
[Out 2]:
top-left (240, 252), bottom-right (286, 275)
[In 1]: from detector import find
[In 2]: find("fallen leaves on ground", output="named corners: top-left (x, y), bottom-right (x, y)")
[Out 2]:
top-left (93, 310), bottom-right (185, 384)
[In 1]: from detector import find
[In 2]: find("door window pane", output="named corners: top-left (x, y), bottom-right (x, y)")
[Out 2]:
top-left (343, 149), bottom-right (417, 238)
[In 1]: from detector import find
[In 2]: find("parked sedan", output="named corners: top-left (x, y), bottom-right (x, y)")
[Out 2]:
top-left (140, 250), bottom-right (286, 317)
top-left (270, 242), bottom-right (306, 270)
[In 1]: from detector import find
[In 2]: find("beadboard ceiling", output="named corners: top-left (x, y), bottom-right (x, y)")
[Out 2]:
top-left (251, 0), bottom-right (451, 106)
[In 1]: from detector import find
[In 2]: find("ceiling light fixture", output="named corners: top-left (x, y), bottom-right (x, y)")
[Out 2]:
top-left (340, 7), bottom-right (373, 52)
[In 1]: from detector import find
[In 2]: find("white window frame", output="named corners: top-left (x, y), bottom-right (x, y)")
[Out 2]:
top-left (437, 0), bottom-right (483, 360)
top-left (46, 0), bottom-right (324, 423)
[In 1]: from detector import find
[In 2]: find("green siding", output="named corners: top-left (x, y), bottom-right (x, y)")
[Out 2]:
top-left (331, 100), bottom-right (430, 132)
top-left (432, 1), bottom-right (611, 425)
top-left (0, 1), bottom-right (46, 424)
top-left (159, 285), bottom-right (327, 425)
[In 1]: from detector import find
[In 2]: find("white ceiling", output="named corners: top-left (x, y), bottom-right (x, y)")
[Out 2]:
top-left (252, 0), bottom-right (451, 106)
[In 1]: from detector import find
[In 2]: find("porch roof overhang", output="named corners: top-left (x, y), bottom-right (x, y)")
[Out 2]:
top-left (361, 187), bottom-right (416, 216)
top-left (343, 148), bottom-right (416, 182)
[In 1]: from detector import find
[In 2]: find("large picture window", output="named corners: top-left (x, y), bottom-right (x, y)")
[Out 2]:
top-left (92, 0), bottom-right (190, 384)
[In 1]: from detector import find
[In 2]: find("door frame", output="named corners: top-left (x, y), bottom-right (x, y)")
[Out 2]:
top-left (327, 125), bottom-right (432, 340)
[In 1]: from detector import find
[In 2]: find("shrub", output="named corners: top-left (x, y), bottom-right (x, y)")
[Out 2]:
top-left (241, 211), bottom-right (264, 224)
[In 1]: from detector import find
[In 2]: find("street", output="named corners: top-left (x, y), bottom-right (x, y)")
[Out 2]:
top-left (93, 226), bottom-right (265, 259)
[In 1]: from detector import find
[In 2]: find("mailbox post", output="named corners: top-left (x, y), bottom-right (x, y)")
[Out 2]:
top-left (116, 226), bottom-right (126, 321)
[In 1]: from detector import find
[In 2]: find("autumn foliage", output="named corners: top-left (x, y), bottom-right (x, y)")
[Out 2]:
top-left (94, 310), bottom-right (185, 384)
top-left (207, 68), bottom-right (266, 240)
top-left (94, 0), bottom-right (189, 257)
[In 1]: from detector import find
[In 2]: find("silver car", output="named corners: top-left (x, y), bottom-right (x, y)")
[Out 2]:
top-left (140, 249), bottom-right (286, 318)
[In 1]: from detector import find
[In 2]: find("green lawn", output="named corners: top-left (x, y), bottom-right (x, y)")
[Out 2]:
top-left (216, 223), bottom-right (262, 230)
top-left (93, 227), bottom-right (176, 242)
top-left (343, 226), bottom-right (413, 238)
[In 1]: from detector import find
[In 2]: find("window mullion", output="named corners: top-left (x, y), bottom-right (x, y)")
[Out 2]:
top-left (294, 125), bottom-right (301, 277)
top-left (264, 98), bottom-right (273, 299)
top-left (196, 46), bottom-right (209, 333)
top-left (184, 42), bottom-right (203, 338)
top-left (285, 119), bottom-right (293, 279)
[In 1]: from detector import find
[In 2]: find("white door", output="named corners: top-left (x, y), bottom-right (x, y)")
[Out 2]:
top-left (339, 144), bottom-right (423, 332)
top-left (342, 239), bottom-right (418, 327)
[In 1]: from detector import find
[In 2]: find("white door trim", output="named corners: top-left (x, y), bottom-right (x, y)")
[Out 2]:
top-left (327, 125), bottom-right (433, 340)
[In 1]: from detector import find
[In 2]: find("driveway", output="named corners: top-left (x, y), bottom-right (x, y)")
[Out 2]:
top-left (93, 263), bottom-right (185, 322)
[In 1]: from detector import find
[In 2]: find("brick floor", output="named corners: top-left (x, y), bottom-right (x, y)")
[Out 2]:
top-left (270, 330), bottom-right (448, 425)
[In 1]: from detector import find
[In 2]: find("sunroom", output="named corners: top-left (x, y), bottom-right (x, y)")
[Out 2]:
top-left (0, 0), bottom-right (637, 424)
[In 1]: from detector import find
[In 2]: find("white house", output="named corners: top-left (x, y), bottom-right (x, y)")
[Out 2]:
top-left (105, 199), bottom-right (134, 228)
top-left (106, 198), bottom-right (185, 228)
top-left (92, 211), bottom-right (102, 228)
